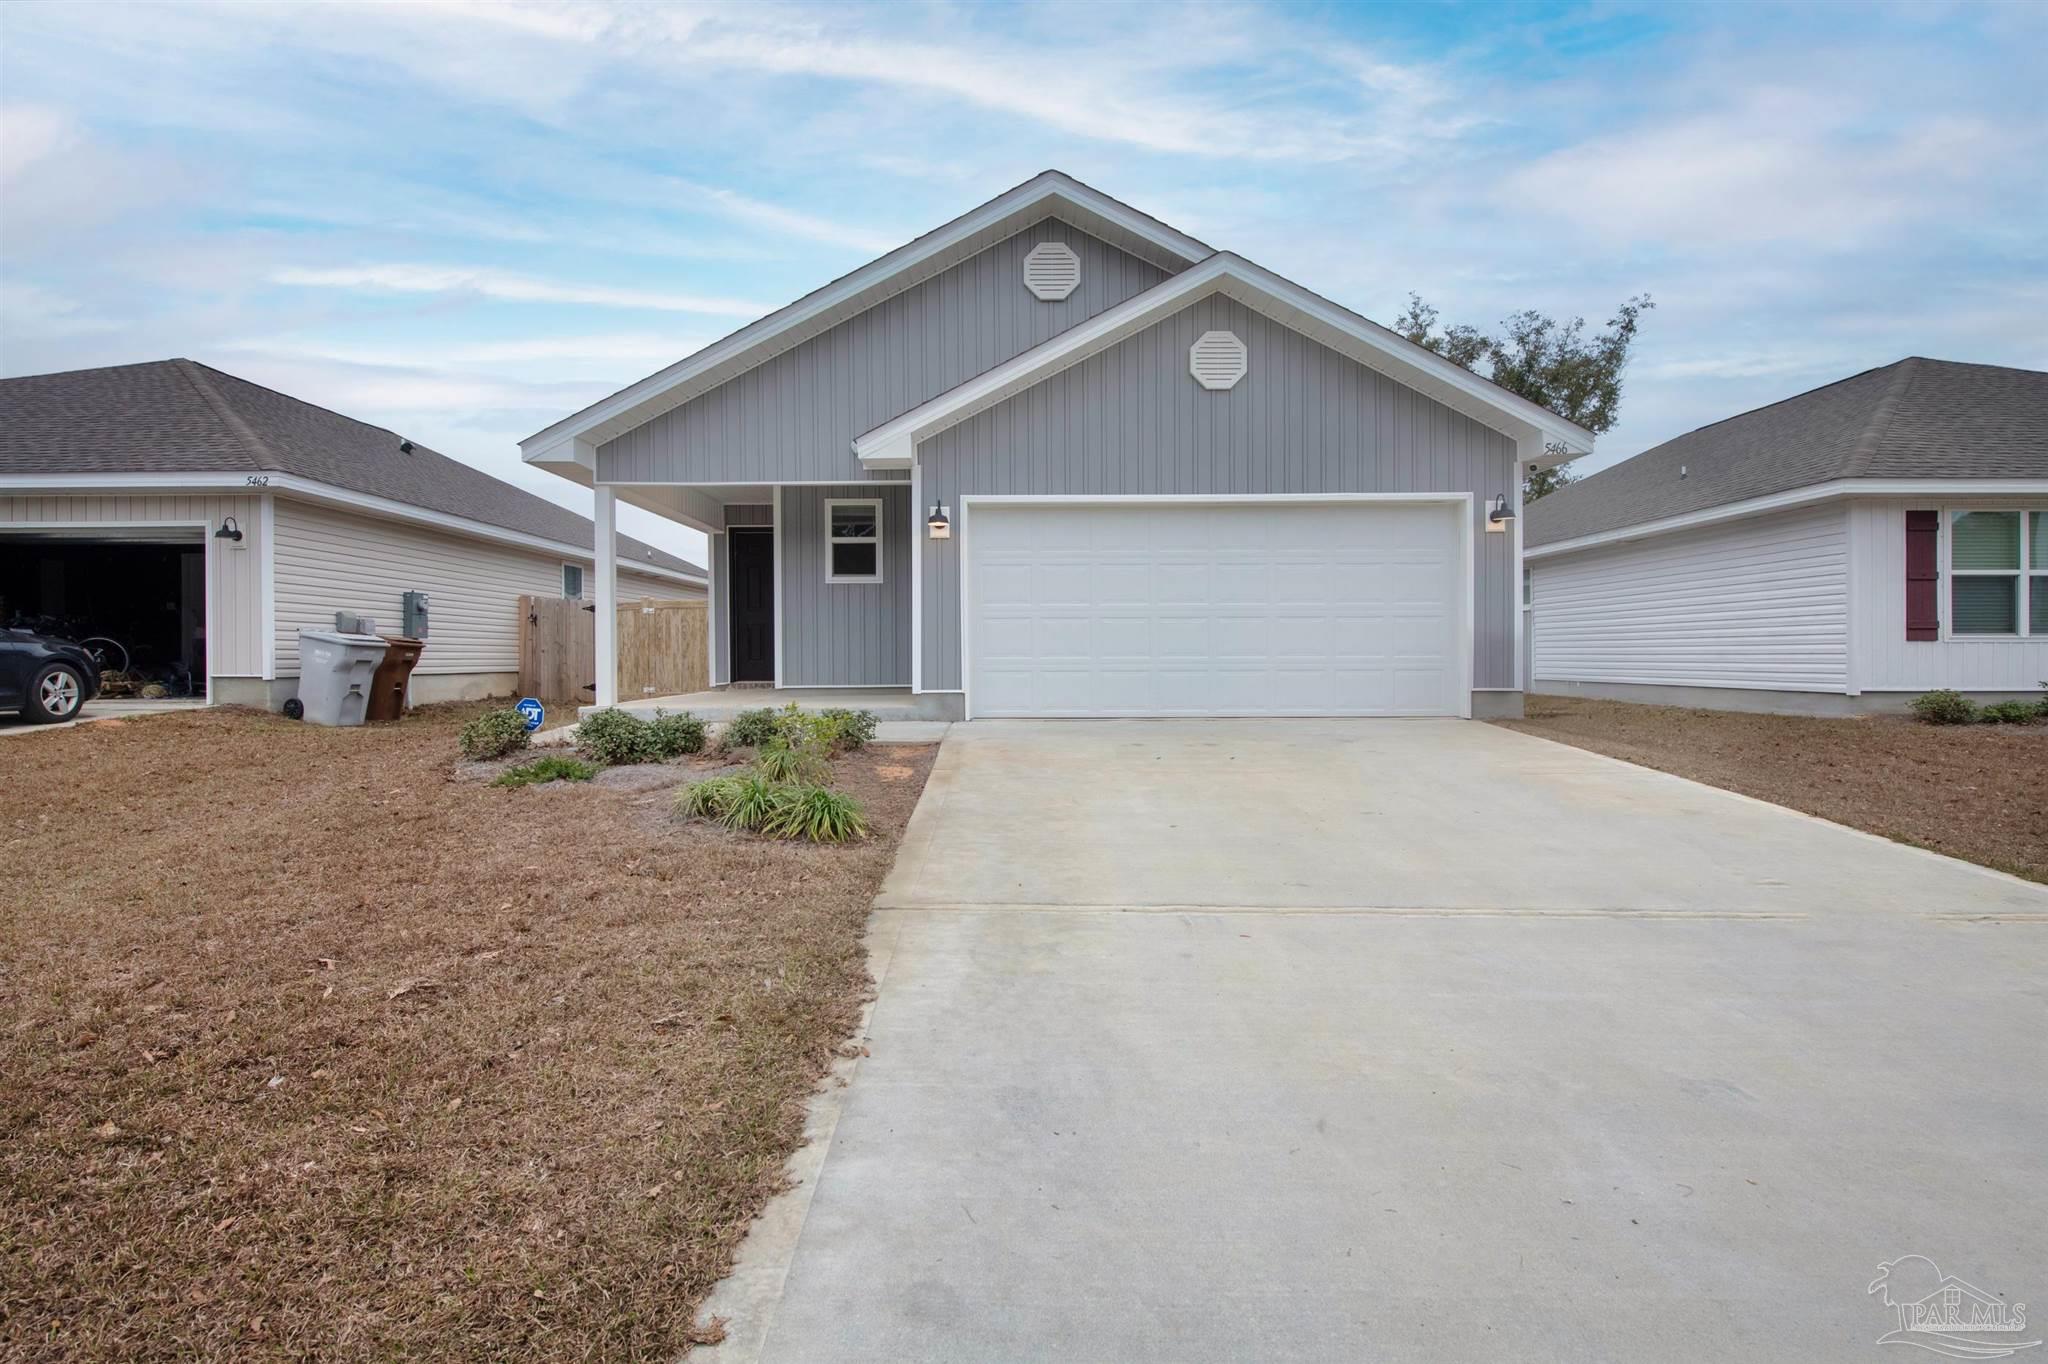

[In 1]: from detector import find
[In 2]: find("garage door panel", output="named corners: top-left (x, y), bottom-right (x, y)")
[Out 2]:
top-left (967, 502), bottom-right (1463, 717)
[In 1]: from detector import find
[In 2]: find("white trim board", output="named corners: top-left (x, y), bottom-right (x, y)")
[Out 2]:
top-left (823, 497), bottom-right (886, 585)
top-left (520, 171), bottom-right (1210, 464)
top-left (853, 254), bottom-right (1594, 470)
top-left (771, 486), bottom-right (785, 687)
top-left (1526, 478), bottom-right (2048, 560)
top-left (0, 472), bottom-right (705, 587)
top-left (955, 493), bottom-right (1475, 721)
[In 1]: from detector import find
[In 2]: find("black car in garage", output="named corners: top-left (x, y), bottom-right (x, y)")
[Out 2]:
top-left (0, 628), bottom-right (100, 723)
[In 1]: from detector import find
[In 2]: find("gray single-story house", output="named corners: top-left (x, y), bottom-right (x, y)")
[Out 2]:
top-left (522, 171), bottom-right (1592, 720)
top-left (1, 359), bottom-right (704, 706)
top-left (1525, 358), bottom-right (2048, 713)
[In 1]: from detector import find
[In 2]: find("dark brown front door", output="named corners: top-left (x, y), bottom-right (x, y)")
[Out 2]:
top-left (729, 528), bottom-right (774, 682)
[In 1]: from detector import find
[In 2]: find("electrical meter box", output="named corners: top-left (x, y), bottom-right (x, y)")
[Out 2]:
top-left (401, 590), bottom-right (430, 639)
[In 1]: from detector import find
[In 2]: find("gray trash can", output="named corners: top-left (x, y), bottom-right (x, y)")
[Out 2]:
top-left (294, 630), bottom-right (389, 726)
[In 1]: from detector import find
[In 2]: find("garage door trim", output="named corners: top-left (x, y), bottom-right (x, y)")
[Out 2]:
top-left (958, 493), bottom-right (1474, 720)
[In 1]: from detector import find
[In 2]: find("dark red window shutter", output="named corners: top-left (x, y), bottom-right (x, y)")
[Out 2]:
top-left (1905, 510), bottom-right (1939, 641)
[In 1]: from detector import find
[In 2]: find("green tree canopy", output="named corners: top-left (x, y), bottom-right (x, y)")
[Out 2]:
top-left (1394, 293), bottom-right (1653, 500)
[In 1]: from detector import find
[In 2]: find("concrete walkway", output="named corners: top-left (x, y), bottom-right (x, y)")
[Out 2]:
top-left (705, 720), bottom-right (2048, 1363)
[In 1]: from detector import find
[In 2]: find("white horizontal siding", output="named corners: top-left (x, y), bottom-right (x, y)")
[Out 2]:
top-left (1533, 504), bottom-right (1849, 692)
top-left (1, 491), bottom-right (265, 677)
top-left (1849, 495), bottom-right (2048, 693)
top-left (273, 499), bottom-right (696, 676)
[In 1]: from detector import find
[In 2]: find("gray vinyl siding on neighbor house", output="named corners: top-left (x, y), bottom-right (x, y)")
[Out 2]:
top-left (595, 221), bottom-right (1172, 485)
top-left (777, 484), bottom-right (912, 685)
top-left (917, 292), bottom-right (1520, 691)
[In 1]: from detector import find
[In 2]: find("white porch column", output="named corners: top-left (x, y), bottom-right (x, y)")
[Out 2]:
top-left (593, 484), bottom-right (618, 707)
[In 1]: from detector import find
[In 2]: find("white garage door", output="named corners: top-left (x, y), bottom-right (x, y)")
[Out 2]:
top-left (965, 500), bottom-right (1466, 717)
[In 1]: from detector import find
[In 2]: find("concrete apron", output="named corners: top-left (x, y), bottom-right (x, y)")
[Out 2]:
top-left (698, 720), bottom-right (2048, 1364)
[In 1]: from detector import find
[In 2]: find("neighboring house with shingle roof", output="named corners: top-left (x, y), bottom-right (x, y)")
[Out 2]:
top-left (2, 359), bottom-right (704, 707)
top-left (1524, 358), bottom-right (2048, 713)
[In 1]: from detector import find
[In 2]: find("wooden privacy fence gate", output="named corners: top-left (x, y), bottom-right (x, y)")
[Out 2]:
top-left (517, 595), bottom-right (709, 703)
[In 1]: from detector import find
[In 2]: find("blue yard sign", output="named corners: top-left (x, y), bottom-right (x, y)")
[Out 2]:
top-left (515, 697), bottom-right (546, 731)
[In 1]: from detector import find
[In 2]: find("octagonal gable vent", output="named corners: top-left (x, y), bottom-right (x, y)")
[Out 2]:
top-left (1189, 330), bottom-right (1248, 390)
top-left (1022, 241), bottom-right (1081, 301)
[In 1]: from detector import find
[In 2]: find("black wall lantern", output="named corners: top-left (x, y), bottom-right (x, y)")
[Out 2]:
top-left (214, 516), bottom-right (244, 542)
top-left (927, 503), bottom-right (952, 539)
top-left (1486, 494), bottom-right (1513, 532)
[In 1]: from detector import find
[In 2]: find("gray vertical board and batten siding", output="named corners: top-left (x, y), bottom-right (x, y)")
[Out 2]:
top-left (918, 292), bottom-right (1521, 690)
top-left (595, 221), bottom-right (1172, 485)
top-left (777, 485), bottom-right (912, 685)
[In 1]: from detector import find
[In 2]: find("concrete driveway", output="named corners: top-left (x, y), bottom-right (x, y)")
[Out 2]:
top-left (708, 720), bottom-right (2048, 1363)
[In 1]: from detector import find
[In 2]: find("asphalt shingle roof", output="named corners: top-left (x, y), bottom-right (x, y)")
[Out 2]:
top-left (0, 359), bottom-right (703, 578)
top-left (1525, 358), bottom-right (2048, 548)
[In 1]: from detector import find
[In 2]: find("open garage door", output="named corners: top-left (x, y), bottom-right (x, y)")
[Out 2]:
top-left (0, 529), bottom-right (208, 697)
top-left (964, 499), bottom-right (1468, 718)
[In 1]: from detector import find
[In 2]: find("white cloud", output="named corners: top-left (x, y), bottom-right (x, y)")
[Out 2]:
top-left (1500, 88), bottom-right (2008, 249)
top-left (683, 181), bottom-right (899, 254)
top-left (222, 331), bottom-right (713, 375)
top-left (269, 264), bottom-right (771, 317)
top-left (0, 103), bottom-right (72, 184)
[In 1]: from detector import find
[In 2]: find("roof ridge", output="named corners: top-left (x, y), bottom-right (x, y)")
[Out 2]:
top-left (172, 358), bottom-right (279, 470)
top-left (1841, 356), bottom-right (1919, 479)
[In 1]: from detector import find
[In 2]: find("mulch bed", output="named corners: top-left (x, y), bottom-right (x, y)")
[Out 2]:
top-left (1, 704), bottom-right (932, 1363)
top-left (1495, 696), bottom-right (2047, 883)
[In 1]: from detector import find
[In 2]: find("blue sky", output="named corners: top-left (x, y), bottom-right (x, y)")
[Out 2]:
top-left (2, 0), bottom-right (2042, 560)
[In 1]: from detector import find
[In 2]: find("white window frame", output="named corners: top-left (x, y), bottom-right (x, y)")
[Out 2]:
top-left (1941, 506), bottom-right (2043, 639)
top-left (825, 498), bottom-right (884, 584)
top-left (561, 561), bottom-right (584, 599)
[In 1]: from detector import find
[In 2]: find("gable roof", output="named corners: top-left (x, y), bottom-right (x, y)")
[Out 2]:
top-left (1525, 358), bottom-right (2048, 551)
top-left (0, 359), bottom-right (703, 579)
top-left (852, 252), bottom-right (1596, 467)
top-left (520, 170), bottom-right (1212, 477)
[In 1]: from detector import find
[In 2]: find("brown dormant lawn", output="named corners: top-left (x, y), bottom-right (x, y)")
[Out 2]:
top-left (1, 705), bottom-right (932, 1363)
top-left (1496, 695), bottom-right (2047, 883)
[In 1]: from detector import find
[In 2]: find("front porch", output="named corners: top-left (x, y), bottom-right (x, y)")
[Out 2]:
top-left (587, 686), bottom-right (958, 723)
top-left (587, 479), bottom-right (920, 709)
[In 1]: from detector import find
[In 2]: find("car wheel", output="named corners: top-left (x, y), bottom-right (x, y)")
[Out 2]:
top-left (26, 663), bottom-right (86, 723)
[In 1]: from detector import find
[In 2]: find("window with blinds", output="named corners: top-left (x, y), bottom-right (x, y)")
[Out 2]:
top-left (1948, 509), bottom-right (2043, 637)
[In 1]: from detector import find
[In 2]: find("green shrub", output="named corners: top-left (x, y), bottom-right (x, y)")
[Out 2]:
top-left (760, 784), bottom-right (869, 843)
top-left (755, 735), bottom-right (829, 786)
top-left (1978, 700), bottom-right (2039, 725)
top-left (2038, 682), bottom-right (2048, 718)
top-left (647, 709), bottom-right (707, 758)
top-left (459, 707), bottom-right (531, 761)
top-left (576, 707), bottom-right (655, 764)
top-left (720, 707), bottom-right (781, 749)
top-left (492, 755), bottom-right (598, 788)
top-left (817, 707), bottom-right (878, 751)
top-left (1908, 689), bottom-right (1978, 725)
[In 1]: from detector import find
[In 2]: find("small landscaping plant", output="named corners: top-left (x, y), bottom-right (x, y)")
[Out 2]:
top-left (1908, 689), bottom-right (1979, 725)
top-left (458, 707), bottom-right (531, 761)
top-left (817, 706), bottom-right (878, 751)
top-left (716, 773), bottom-right (790, 831)
top-left (492, 755), bottom-right (598, 787)
top-left (576, 706), bottom-right (656, 763)
top-left (674, 723), bottom-right (870, 843)
top-left (719, 706), bottom-right (781, 749)
top-left (760, 784), bottom-right (869, 843)
top-left (647, 708), bottom-right (708, 757)
top-left (755, 733), bottom-right (830, 785)
top-left (1978, 700), bottom-right (2039, 725)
